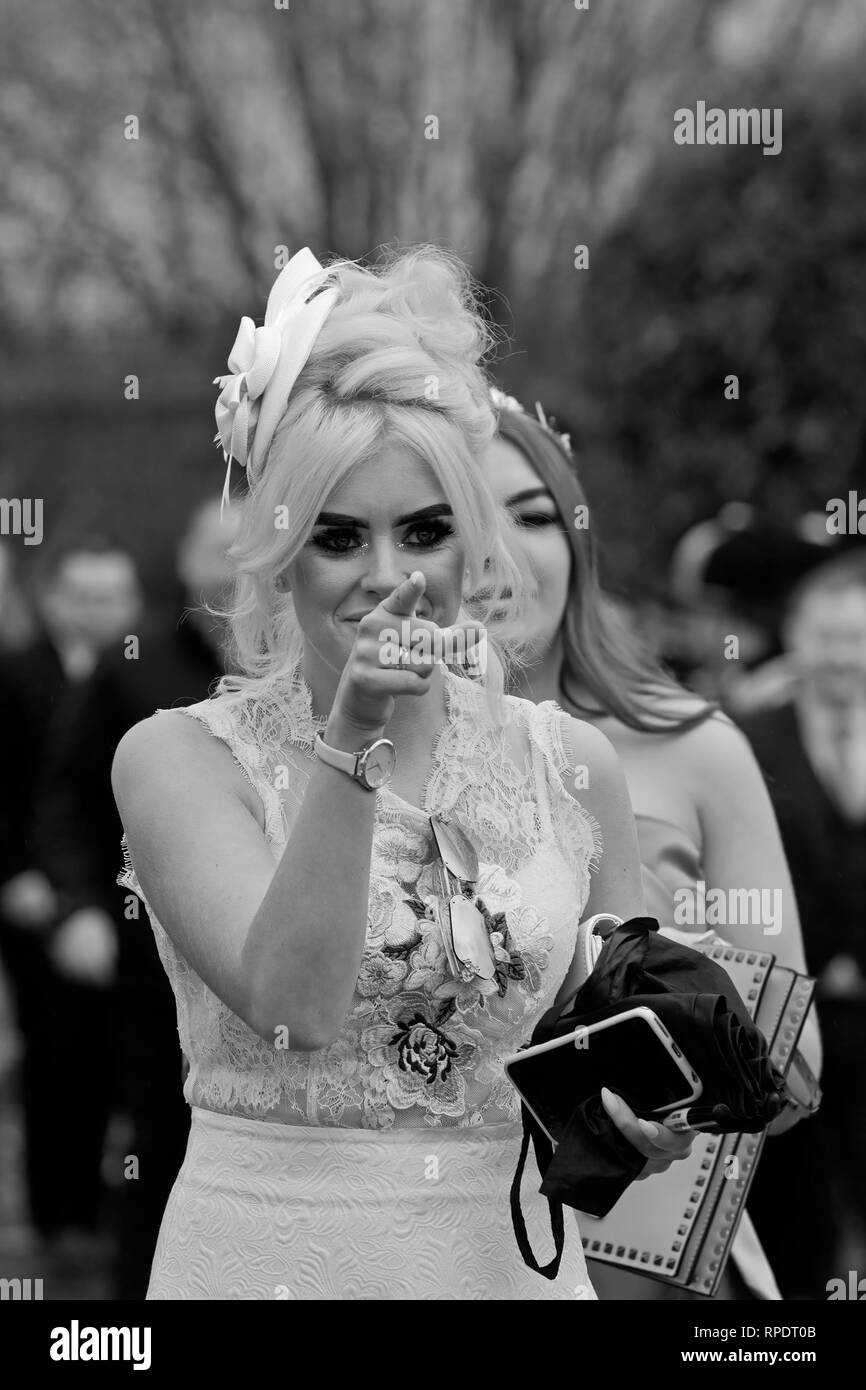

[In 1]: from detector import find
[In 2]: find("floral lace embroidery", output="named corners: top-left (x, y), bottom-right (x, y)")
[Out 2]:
top-left (116, 669), bottom-right (601, 1127)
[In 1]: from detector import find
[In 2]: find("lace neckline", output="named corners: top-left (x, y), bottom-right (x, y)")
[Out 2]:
top-left (389, 664), bottom-right (456, 820)
top-left (256, 663), bottom-right (474, 822)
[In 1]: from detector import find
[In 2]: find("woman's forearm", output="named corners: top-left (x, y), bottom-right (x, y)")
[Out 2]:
top-left (242, 711), bottom-right (385, 1050)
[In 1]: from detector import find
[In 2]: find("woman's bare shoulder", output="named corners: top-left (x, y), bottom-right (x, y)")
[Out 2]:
top-left (553, 709), bottom-right (626, 785)
top-left (670, 708), bottom-right (756, 772)
top-left (588, 703), bottom-right (760, 807)
top-left (111, 708), bottom-right (263, 825)
top-left (113, 708), bottom-right (213, 772)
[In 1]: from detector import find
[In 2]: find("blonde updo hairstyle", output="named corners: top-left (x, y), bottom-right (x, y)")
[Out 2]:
top-left (212, 245), bottom-right (530, 725)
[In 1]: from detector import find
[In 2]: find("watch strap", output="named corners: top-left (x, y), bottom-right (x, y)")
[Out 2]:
top-left (313, 731), bottom-right (360, 778)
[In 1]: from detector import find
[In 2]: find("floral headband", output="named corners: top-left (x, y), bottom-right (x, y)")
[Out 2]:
top-left (213, 248), bottom-right (341, 513)
top-left (490, 386), bottom-right (573, 458)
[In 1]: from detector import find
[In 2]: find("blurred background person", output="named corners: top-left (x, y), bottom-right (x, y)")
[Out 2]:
top-left (0, 537), bottom-right (141, 1271)
top-left (31, 497), bottom-right (239, 1298)
top-left (667, 505), bottom-right (833, 711)
top-left (738, 548), bottom-right (866, 1294)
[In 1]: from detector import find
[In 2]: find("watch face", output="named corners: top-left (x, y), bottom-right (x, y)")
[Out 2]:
top-left (361, 740), bottom-right (396, 789)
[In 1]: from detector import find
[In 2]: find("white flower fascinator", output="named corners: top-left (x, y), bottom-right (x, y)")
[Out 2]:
top-left (213, 247), bottom-right (341, 512)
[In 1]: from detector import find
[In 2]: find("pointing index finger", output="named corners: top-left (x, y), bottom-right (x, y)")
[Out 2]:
top-left (380, 570), bottom-right (426, 618)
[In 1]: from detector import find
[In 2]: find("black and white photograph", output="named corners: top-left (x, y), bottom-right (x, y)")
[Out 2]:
top-left (0, 0), bottom-right (864, 1350)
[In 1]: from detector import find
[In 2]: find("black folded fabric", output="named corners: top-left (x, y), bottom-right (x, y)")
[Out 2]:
top-left (510, 917), bottom-right (788, 1277)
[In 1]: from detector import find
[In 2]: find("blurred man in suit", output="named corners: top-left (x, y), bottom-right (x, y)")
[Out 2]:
top-left (33, 498), bottom-right (239, 1297)
top-left (0, 538), bottom-right (142, 1253)
top-left (739, 549), bottom-right (866, 1294)
top-left (668, 503), bottom-right (832, 709)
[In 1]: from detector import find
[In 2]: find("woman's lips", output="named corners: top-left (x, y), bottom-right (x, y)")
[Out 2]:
top-left (341, 611), bottom-right (430, 623)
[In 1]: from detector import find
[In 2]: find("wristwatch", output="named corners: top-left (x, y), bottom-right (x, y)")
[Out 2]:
top-left (313, 730), bottom-right (397, 791)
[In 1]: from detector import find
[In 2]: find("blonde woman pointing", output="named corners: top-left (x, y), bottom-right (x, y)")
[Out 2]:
top-left (112, 247), bottom-right (691, 1300)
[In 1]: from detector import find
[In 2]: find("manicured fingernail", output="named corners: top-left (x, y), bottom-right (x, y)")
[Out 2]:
top-left (410, 570), bottom-right (424, 585)
top-left (638, 1118), bottom-right (660, 1141)
top-left (600, 1087), bottom-right (618, 1113)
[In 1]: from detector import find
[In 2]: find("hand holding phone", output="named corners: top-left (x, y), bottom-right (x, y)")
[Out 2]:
top-left (600, 1087), bottom-right (696, 1178)
top-left (504, 1005), bottom-right (703, 1145)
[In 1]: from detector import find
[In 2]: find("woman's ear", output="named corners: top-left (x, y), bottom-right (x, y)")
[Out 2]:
top-left (275, 573), bottom-right (292, 593)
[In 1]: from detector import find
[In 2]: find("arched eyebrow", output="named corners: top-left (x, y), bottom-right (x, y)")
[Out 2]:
top-left (505, 488), bottom-right (553, 507)
top-left (314, 504), bottom-right (454, 528)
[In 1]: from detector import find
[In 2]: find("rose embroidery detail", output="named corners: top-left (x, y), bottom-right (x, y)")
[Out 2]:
top-left (371, 888), bottom-right (439, 966)
top-left (473, 862), bottom-right (523, 914)
top-left (501, 902), bottom-right (554, 994)
top-left (405, 930), bottom-right (449, 994)
top-left (357, 954), bottom-right (409, 999)
top-left (373, 824), bottom-right (434, 885)
top-left (366, 879), bottom-right (425, 954)
top-left (366, 879), bottom-right (412, 949)
top-left (390, 1013), bottom-right (458, 1085)
top-left (361, 991), bottom-right (482, 1116)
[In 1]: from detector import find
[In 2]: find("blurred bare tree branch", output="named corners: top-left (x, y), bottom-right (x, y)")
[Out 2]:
top-left (1, 0), bottom-right (864, 587)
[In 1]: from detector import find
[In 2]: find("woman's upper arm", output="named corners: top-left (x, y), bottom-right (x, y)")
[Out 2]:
top-left (550, 715), bottom-right (646, 1007)
top-left (688, 715), bottom-right (822, 1079)
top-left (555, 714), bottom-right (647, 925)
top-left (111, 712), bottom-right (280, 1033)
top-left (689, 714), bottom-right (807, 974)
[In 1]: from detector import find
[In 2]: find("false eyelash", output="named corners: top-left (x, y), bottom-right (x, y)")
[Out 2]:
top-left (514, 511), bottom-right (558, 529)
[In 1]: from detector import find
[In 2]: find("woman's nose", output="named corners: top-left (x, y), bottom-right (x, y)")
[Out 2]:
top-left (359, 538), bottom-right (409, 596)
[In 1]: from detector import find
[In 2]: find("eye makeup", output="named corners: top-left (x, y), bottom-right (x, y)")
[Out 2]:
top-left (504, 486), bottom-right (559, 531)
top-left (309, 506), bottom-right (456, 557)
top-left (511, 509), bottom-right (559, 530)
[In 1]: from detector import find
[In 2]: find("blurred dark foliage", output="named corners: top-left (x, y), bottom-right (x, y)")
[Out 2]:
top-left (563, 86), bottom-right (866, 589)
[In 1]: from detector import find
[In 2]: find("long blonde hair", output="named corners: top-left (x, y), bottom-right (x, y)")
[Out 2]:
top-left (210, 245), bottom-right (530, 728)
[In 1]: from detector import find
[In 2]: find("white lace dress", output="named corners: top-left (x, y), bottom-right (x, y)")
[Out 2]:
top-left (117, 666), bottom-right (603, 1300)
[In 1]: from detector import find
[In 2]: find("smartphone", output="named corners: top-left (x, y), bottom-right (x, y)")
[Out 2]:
top-left (503, 1005), bottom-right (702, 1145)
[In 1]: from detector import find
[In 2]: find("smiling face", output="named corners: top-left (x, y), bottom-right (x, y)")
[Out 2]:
top-left (285, 446), bottom-right (466, 677)
top-left (479, 437), bottom-right (572, 654)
